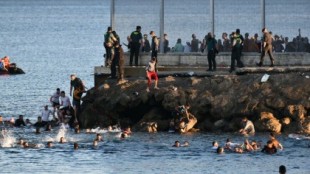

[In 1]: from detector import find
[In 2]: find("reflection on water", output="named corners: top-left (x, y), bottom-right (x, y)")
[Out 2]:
top-left (0, 127), bottom-right (309, 174)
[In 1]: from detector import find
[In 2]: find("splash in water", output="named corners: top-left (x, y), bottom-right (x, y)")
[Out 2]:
top-left (55, 123), bottom-right (68, 142)
top-left (0, 129), bottom-right (16, 148)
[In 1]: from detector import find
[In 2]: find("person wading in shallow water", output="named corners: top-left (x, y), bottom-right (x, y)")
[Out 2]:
top-left (69, 74), bottom-right (85, 122)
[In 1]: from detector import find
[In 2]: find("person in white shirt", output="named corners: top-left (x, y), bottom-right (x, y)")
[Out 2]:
top-left (41, 105), bottom-right (53, 124)
top-left (58, 91), bottom-right (71, 123)
top-left (239, 117), bottom-right (255, 135)
top-left (50, 88), bottom-right (60, 115)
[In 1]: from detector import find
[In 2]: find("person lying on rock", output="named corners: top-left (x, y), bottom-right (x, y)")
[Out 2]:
top-left (239, 117), bottom-right (255, 135)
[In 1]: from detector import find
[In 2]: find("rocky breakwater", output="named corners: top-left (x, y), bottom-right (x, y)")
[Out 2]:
top-left (80, 73), bottom-right (310, 134)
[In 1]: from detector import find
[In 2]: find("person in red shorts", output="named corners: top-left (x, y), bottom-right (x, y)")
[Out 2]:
top-left (145, 57), bottom-right (159, 92)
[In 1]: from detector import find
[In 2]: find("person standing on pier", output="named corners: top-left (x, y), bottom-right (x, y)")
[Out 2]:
top-left (229, 31), bottom-right (244, 73)
top-left (129, 26), bottom-right (143, 66)
top-left (104, 27), bottom-right (117, 67)
top-left (150, 31), bottom-right (159, 71)
top-left (256, 28), bottom-right (275, 67)
top-left (235, 29), bottom-right (244, 68)
top-left (206, 32), bottom-right (218, 71)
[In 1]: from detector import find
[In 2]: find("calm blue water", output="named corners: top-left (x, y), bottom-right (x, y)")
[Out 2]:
top-left (0, 0), bottom-right (309, 173)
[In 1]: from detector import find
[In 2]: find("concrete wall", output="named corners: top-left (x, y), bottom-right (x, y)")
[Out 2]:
top-left (124, 52), bottom-right (310, 66)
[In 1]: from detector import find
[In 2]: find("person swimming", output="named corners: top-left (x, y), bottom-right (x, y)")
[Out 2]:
top-left (95, 134), bottom-right (103, 141)
top-left (73, 142), bottom-right (78, 150)
top-left (47, 141), bottom-right (53, 148)
top-left (182, 141), bottom-right (189, 147)
top-left (172, 141), bottom-right (180, 147)
top-left (93, 140), bottom-right (98, 147)
top-left (212, 141), bottom-right (219, 150)
top-left (225, 138), bottom-right (239, 151)
top-left (269, 132), bottom-right (283, 150)
top-left (261, 140), bottom-right (277, 154)
top-left (241, 139), bottom-right (254, 152)
top-left (59, 137), bottom-right (66, 144)
top-left (216, 147), bottom-right (224, 154)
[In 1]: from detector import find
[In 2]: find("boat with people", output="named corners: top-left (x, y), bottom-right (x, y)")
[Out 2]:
top-left (0, 56), bottom-right (25, 75)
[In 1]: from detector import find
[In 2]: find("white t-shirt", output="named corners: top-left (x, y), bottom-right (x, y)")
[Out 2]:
top-left (60, 96), bottom-right (71, 107)
top-left (41, 109), bottom-right (53, 122)
top-left (51, 92), bottom-right (60, 103)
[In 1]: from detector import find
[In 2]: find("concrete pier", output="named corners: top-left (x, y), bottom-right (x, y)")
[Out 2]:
top-left (94, 52), bottom-right (310, 86)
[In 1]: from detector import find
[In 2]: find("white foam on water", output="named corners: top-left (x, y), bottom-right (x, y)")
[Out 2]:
top-left (55, 123), bottom-right (68, 142)
top-left (0, 129), bottom-right (16, 148)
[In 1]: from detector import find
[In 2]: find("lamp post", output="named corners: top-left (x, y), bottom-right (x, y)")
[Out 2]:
top-left (159, 0), bottom-right (165, 53)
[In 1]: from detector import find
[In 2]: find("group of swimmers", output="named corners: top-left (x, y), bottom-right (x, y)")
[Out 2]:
top-left (1, 123), bottom-right (132, 150)
top-left (210, 132), bottom-right (283, 155)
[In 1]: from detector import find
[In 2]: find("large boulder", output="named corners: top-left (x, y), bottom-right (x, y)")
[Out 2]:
top-left (301, 116), bottom-right (310, 134)
top-left (255, 112), bottom-right (282, 133)
top-left (285, 105), bottom-right (307, 121)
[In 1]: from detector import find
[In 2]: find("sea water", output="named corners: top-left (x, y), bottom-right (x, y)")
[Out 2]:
top-left (0, 0), bottom-right (309, 173)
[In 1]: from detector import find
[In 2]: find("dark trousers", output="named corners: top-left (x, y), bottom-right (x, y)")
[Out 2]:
top-left (151, 50), bottom-right (158, 71)
top-left (207, 50), bottom-right (216, 70)
top-left (130, 43), bottom-right (141, 66)
top-left (111, 58), bottom-right (119, 78)
top-left (231, 47), bottom-right (244, 70)
top-left (236, 46), bottom-right (244, 67)
top-left (260, 45), bottom-right (275, 64)
top-left (104, 45), bottom-right (112, 66)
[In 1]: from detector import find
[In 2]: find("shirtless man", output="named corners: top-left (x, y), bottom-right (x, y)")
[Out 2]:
top-left (145, 57), bottom-right (159, 92)
top-left (257, 28), bottom-right (275, 67)
top-left (269, 132), bottom-right (283, 150)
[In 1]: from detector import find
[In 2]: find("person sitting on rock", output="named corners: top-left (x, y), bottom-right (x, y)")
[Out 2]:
top-left (0, 59), bottom-right (8, 71)
top-left (175, 104), bottom-right (197, 133)
top-left (269, 132), bottom-right (283, 150)
top-left (239, 117), bottom-right (255, 135)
